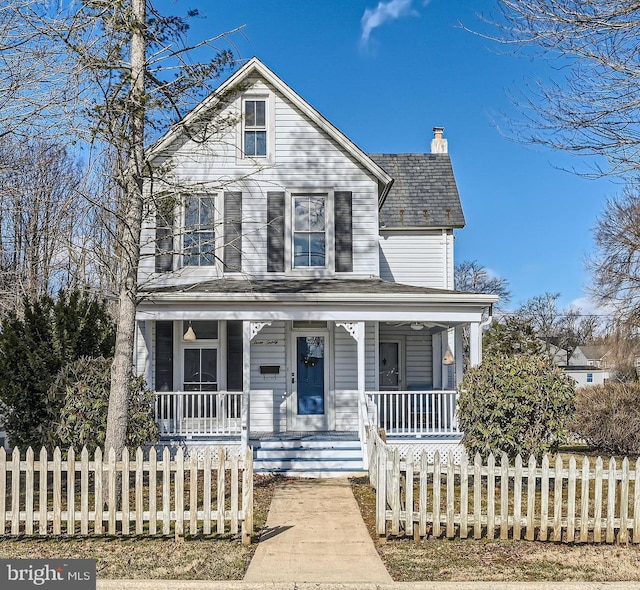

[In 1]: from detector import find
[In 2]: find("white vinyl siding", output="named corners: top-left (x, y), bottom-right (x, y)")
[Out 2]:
top-left (379, 230), bottom-right (454, 288)
top-left (140, 76), bottom-right (379, 288)
top-left (333, 322), bottom-right (377, 431)
top-left (249, 322), bottom-right (287, 433)
top-left (378, 324), bottom-right (433, 389)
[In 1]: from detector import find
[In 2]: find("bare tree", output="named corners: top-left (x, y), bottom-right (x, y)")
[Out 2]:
top-left (515, 291), bottom-right (600, 359)
top-left (454, 260), bottom-right (511, 307)
top-left (590, 186), bottom-right (640, 327)
top-left (488, 1), bottom-right (640, 177)
top-left (0, 139), bottom-right (92, 315)
top-left (7, 0), bottom-right (240, 461)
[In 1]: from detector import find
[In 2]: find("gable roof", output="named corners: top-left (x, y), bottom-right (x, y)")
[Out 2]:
top-left (147, 57), bottom-right (393, 198)
top-left (575, 345), bottom-right (609, 361)
top-left (370, 153), bottom-right (465, 229)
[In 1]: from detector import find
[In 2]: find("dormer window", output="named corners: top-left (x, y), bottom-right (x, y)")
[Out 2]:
top-left (244, 99), bottom-right (267, 157)
top-left (183, 195), bottom-right (215, 267)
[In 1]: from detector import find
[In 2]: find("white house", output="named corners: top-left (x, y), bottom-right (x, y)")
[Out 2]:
top-left (134, 58), bottom-right (498, 475)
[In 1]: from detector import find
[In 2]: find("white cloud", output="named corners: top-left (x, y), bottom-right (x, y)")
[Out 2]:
top-left (360, 0), bottom-right (427, 46)
top-left (569, 296), bottom-right (613, 317)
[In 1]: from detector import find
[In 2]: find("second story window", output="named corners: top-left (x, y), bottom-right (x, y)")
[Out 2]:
top-left (293, 195), bottom-right (326, 267)
top-left (183, 196), bottom-right (215, 267)
top-left (244, 99), bottom-right (267, 157)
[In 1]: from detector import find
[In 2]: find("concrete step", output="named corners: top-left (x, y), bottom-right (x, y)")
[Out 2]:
top-left (252, 439), bottom-right (359, 450)
top-left (252, 436), bottom-right (364, 477)
top-left (254, 447), bottom-right (362, 460)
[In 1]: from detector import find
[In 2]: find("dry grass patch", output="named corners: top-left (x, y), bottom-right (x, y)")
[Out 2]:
top-left (350, 476), bottom-right (640, 582)
top-left (0, 474), bottom-right (278, 580)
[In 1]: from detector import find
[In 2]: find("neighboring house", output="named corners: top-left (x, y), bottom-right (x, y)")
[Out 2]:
top-left (134, 58), bottom-right (497, 474)
top-left (554, 344), bottom-right (611, 387)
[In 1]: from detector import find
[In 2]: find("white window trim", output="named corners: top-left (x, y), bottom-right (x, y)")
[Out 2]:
top-left (284, 188), bottom-right (335, 276)
top-left (174, 321), bottom-right (225, 392)
top-left (176, 192), bottom-right (223, 278)
top-left (236, 92), bottom-right (275, 164)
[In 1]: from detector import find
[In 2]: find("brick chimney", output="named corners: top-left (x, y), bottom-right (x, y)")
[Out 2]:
top-left (430, 126), bottom-right (448, 154)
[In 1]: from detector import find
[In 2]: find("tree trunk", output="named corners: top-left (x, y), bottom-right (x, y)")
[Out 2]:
top-left (104, 0), bottom-right (146, 473)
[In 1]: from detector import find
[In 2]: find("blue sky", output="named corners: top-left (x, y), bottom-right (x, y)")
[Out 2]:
top-left (162, 0), bottom-right (619, 311)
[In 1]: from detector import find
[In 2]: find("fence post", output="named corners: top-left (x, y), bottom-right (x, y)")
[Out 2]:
top-left (432, 450), bottom-right (441, 538)
top-left (525, 455), bottom-right (536, 541)
top-left (500, 453), bottom-right (509, 540)
top-left (579, 456), bottom-right (590, 543)
top-left (606, 457), bottom-right (616, 544)
top-left (419, 450), bottom-right (428, 539)
top-left (553, 455), bottom-right (563, 542)
top-left (460, 452), bottom-right (468, 540)
top-left (513, 454), bottom-right (522, 541)
top-left (473, 453), bottom-right (482, 540)
top-left (446, 452), bottom-right (455, 539)
top-left (405, 454), bottom-right (414, 540)
top-left (67, 447), bottom-right (76, 536)
top-left (52, 447), bottom-right (61, 536)
top-left (25, 448), bottom-right (34, 535)
top-left (175, 447), bottom-right (184, 539)
top-left (540, 454), bottom-right (549, 541)
top-left (566, 455), bottom-right (577, 543)
top-left (217, 447), bottom-right (226, 535)
top-left (594, 456), bottom-right (603, 543)
top-left (487, 453), bottom-right (495, 539)
top-left (634, 457), bottom-right (640, 544)
top-left (619, 457), bottom-right (630, 544)
top-left (376, 444), bottom-right (387, 538)
top-left (241, 446), bottom-right (253, 545)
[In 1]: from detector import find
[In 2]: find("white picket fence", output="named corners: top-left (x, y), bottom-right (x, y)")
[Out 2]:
top-left (0, 446), bottom-right (253, 543)
top-left (367, 428), bottom-right (640, 543)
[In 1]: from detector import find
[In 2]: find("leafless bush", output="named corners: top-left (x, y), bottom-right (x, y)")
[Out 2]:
top-left (571, 383), bottom-right (640, 456)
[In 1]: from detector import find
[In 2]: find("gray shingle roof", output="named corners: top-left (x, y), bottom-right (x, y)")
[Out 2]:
top-left (369, 153), bottom-right (465, 229)
top-left (146, 277), bottom-right (466, 295)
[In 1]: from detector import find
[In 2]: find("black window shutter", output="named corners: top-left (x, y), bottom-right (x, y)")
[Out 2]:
top-left (226, 320), bottom-right (243, 391)
top-left (224, 191), bottom-right (242, 272)
top-left (155, 203), bottom-right (174, 272)
top-left (267, 191), bottom-right (285, 272)
top-left (335, 191), bottom-right (353, 272)
top-left (155, 321), bottom-right (173, 391)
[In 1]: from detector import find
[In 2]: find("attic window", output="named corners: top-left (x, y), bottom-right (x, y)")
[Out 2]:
top-left (244, 99), bottom-right (267, 157)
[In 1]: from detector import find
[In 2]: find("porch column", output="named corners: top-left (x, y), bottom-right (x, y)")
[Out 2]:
top-left (469, 322), bottom-right (481, 367)
top-left (443, 328), bottom-right (456, 390)
top-left (357, 321), bottom-right (365, 398)
top-left (432, 332), bottom-right (442, 389)
top-left (241, 320), bottom-right (251, 451)
top-left (454, 325), bottom-right (464, 386)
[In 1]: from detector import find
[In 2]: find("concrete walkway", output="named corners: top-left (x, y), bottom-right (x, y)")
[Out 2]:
top-left (243, 477), bottom-right (393, 584)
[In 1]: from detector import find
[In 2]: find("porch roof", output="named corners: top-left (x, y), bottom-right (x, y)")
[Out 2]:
top-left (142, 277), bottom-right (497, 302)
top-left (137, 278), bottom-right (497, 323)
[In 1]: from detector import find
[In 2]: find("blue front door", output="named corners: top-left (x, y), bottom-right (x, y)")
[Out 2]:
top-left (296, 335), bottom-right (325, 415)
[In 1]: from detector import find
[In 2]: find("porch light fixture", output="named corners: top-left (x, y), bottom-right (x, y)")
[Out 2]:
top-left (443, 347), bottom-right (455, 365)
top-left (410, 322), bottom-right (424, 331)
top-left (183, 322), bottom-right (197, 342)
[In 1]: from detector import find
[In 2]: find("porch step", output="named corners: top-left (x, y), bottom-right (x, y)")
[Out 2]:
top-left (252, 437), bottom-right (365, 478)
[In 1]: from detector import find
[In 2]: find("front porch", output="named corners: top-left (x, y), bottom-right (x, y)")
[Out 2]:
top-left (137, 278), bottom-right (496, 471)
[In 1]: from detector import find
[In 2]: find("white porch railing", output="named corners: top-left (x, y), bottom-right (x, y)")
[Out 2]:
top-left (154, 391), bottom-right (242, 437)
top-left (366, 390), bottom-right (459, 436)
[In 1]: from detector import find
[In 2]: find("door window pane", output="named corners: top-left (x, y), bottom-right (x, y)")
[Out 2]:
top-left (297, 336), bottom-right (325, 415)
top-left (183, 348), bottom-right (217, 391)
top-left (379, 342), bottom-right (400, 390)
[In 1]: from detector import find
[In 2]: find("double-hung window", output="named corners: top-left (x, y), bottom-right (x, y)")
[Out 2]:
top-left (293, 194), bottom-right (326, 267)
top-left (183, 195), bottom-right (215, 267)
top-left (244, 99), bottom-right (267, 157)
